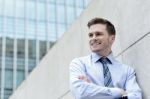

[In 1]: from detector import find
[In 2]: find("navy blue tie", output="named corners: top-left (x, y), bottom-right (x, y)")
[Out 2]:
top-left (100, 57), bottom-right (113, 87)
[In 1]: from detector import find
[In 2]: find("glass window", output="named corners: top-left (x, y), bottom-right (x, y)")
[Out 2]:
top-left (67, 6), bottom-right (75, 25)
top-left (6, 38), bottom-right (14, 57)
top-left (48, 4), bottom-right (56, 22)
top-left (28, 39), bottom-right (36, 72)
top-left (0, 0), bottom-right (3, 15)
top-left (4, 89), bottom-right (13, 99)
top-left (38, 0), bottom-right (46, 3)
top-left (56, 0), bottom-right (65, 5)
top-left (0, 37), bottom-right (2, 57)
top-left (4, 0), bottom-right (14, 17)
top-left (84, 0), bottom-right (91, 7)
top-left (5, 38), bottom-right (13, 69)
top-left (26, 20), bottom-right (36, 39)
top-left (76, 0), bottom-right (84, 7)
top-left (57, 23), bottom-right (66, 38)
top-left (39, 41), bottom-right (46, 60)
top-left (66, 0), bottom-right (74, 6)
top-left (4, 17), bottom-right (14, 37)
top-left (0, 16), bottom-right (3, 33)
top-left (37, 21), bottom-right (46, 40)
top-left (16, 18), bottom-right (25, 38)
top-left (26, 1), bottom-right (36, 20)
top-left (16, 0), bottom-right (25, 18)
top-left (37, 3), bottom-right (46, 21)
top-left (48, 0), bottom-right (55, 3)
top-left (76, 7), bottom-right (83, 17)
top-left (48, 22), bottom-right (56, 41)
top-left (49, 41), bottom-right (55, 48)
top-left (17, 70), bottom-right (25, 87)
top-left (57, 4), bottom-right (65, 24)
top-left (0, 69), bottom-right (1, 87)
top-left (5, 69), bottom-right (13, 89)
top-left (17, 39), bottom-right (25, 70)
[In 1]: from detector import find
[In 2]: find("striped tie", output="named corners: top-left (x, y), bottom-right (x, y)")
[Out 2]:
top-left (100, 57), bottom-right (113, 87)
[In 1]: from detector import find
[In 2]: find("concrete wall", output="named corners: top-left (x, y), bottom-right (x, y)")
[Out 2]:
top-left (9, 0), bottom-right (150, 99)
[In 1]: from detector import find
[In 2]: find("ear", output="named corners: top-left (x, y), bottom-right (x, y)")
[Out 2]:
top-left (110, 35), bottom-right (115, 44)
top-left (111, 35), bottom-right (115, 41)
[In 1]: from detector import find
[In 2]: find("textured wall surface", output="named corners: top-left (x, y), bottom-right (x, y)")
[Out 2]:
top-left (10, 0), bottom-right (150, 99)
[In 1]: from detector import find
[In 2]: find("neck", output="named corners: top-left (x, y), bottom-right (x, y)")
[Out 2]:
top-left (96, 49), bottom-right (112, 57)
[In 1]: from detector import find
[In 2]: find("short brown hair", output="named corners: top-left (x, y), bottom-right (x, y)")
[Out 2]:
top-left (87, 17), bottom-right (116, 35)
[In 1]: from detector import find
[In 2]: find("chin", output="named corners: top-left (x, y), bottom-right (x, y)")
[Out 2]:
top-left (91, 49), bottom-right (100, 53)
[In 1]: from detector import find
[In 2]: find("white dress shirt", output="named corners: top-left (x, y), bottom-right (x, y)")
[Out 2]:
top-left (69, 52), bottom-right (142, 99)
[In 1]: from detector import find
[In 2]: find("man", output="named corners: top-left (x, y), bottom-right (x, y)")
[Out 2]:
top-left (69, 18), bottom-right (142, 99)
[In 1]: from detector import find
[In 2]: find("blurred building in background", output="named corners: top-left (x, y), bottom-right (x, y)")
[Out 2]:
top-left (0, 0), bottom-right (91, 99)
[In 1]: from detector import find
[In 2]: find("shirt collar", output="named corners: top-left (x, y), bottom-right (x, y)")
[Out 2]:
top-left (91, 52), bottom-right (114, 64)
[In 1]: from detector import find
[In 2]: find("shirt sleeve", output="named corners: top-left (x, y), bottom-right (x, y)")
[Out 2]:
top-left (125, 67), bottom-right (142, 99)
top-left (69, 58), bottom-right (122, 99)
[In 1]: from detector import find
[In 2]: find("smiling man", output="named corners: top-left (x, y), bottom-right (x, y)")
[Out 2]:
top-left (69, 18), bottom-right (142, 99)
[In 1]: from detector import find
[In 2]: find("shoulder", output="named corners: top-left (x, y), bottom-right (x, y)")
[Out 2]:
top-left (70, 55), bottom-right (90, 64)
top-left (69, 55), bottom-right (90, 69)
top-left (114, 60), bottom-right (135, 73)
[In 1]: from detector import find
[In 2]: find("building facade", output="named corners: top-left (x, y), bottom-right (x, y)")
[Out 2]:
top-left (0, 0), bottom-right (91, 99)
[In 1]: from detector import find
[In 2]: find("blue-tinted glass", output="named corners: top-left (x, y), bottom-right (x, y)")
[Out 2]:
top-left (39, 41), bottom-right (46, 60)
top-left (76, 7), bottom-right (83, 17)
top-left (37, 3), bottom-right (46, 21)
top-left (0, 37), bottom-right (2, 68)
top-left (4, 88), bottom-right (13, 99)
top-left (38, 0), bottom-right (46, 3)
top-left (4, 17), bottom-right (14, 37)
top-left (49, 41), bottom-right (55, 48)
top-left (67, 6), bottom-right (75, 24)
top-left (0, 16), bottom-right (3, 33)
top-left (4, 0), bottom-right (14, 17)
top-left (57, 4), bottom-right (65, 23)
top-left (28, 40), bottom-right (36, 72)
top-left (16, 18), bottom-right (25, 38)
top-left (66, 0), bottom-right (74, 6)
top-left (5, 69), bottom-right (13, 89)
top-left (26, 1), bottom-right (36, 20)
top-left (17, 70), bottom-right (25, 87)
top-left (5, 38), bottom-right (14, 58)
top-left (57, 23), bottom-right (66, 38)
top-left (56, 0), bottom-right (65, 5)
top-left (84, 0), bottom-right (91, 7)
top-left (5, 57), bottom-right (13, 69)
top-left (48, 0), bottom-right (55, 3)
top-left (16, 0), bottom-right (25, 18)
top-left (5, 38), bottom-right (13, 70)
top-left (76, 0), bottom-right (84, 7)
top-left (48, 4), bottom-right (56, 22)
top-left (0, 69), bottom-right (1, 87)
top-left (0, 0), bottom-right (3, 15)
top-left (17, 39), bottom-right (25, 58)
top-left (26, 20), bottom-right (36, 39)
top-left (48, 23), bottom-right (56, 41)
top-left (37, 21), bottom-right (46, 40)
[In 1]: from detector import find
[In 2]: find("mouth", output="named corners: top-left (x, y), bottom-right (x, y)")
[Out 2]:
top-left (90, 42), bottom-right (101, 46)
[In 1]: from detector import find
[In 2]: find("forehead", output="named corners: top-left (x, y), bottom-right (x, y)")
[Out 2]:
top-left (89, 24), bottom-right (107, 33)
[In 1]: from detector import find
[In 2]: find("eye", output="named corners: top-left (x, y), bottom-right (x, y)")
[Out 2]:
top-left (95, 32), bottom-right (103, 36)
top-left (88, 33), bottom-right (93, 38)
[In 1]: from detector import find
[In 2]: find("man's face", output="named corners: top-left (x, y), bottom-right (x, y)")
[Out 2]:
top-left (88, 24), bottom-right (115, 53)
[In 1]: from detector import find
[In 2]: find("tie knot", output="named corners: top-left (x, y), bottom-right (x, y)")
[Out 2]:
top-left (99, 57), bottom-right (108, 64)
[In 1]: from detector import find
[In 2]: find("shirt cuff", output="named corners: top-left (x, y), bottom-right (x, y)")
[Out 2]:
top-left (108, 88), bottom-right (122, 98)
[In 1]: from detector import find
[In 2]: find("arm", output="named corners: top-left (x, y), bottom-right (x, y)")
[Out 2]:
top-left (69, 58), bottom-right (123, 99)
top-left (125, 67), bottom-right (142, 99)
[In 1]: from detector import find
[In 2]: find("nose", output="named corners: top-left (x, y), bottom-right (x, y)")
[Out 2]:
top-left (91, 34), bottom-right (97, 40)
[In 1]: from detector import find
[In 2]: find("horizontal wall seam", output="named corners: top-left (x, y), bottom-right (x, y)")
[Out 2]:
top-left (58, 90), bottom-right (70, 99)
top-left (115, 31), bottom-right (150, 58)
